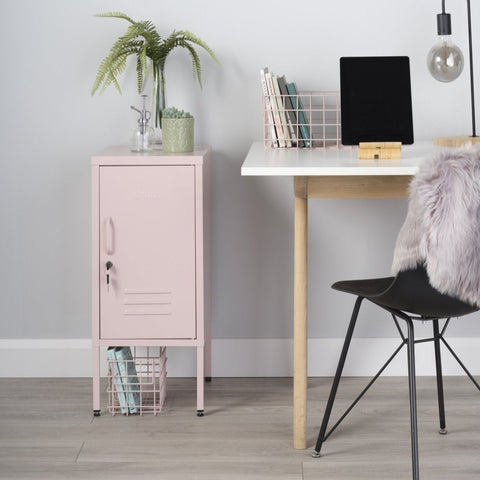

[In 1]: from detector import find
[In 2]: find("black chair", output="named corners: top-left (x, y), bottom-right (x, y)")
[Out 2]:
top-left (312, 264), bottom-right (480, 479)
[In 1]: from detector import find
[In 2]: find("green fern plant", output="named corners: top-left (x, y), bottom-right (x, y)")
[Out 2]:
top-left (91, 12), bottom-right (218, 127)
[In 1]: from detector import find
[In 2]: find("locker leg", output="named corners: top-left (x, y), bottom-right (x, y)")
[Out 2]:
top-left (205, 334), bottom-right (212, 382)
top-left (196, 346), bottom-right (205, 416)
top-left (93, 346), bottom-right (101, 416)
top-left (205, 312), bottom-right (212, 382)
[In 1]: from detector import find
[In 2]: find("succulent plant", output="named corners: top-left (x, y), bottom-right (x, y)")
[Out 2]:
top-left (162, 107), bottom-right (193, 119)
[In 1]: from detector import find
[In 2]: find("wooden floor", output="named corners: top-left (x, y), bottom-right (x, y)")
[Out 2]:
top-left (1, 376), bottom-right (479, 479)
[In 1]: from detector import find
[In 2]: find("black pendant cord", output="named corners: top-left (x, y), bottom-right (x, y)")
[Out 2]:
top-left (440, 0), bottom-right (477, 137)
top-left (466, 0), bottom-right (477, 137)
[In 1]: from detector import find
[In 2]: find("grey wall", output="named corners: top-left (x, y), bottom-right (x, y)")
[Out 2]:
top-left (1, 0), bottom-right (480, 342)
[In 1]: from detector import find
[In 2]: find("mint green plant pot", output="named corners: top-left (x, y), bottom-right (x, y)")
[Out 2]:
top-left (162, 117), bottom-right (194, 153)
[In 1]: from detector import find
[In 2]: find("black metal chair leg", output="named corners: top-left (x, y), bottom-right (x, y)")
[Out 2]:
top-left (405, 317), bottom-right (420, 480)
top-left (312, 296), bottom-right (364, 457)
top-left (433, 319), bottom-right (447, 434)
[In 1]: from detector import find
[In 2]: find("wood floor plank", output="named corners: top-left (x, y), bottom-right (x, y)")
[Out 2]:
top-left (0, 377), bottom-right (479, 479)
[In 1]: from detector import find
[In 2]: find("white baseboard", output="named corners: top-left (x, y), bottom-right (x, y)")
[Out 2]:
top-left (0, 337), bottom-right (479, 377)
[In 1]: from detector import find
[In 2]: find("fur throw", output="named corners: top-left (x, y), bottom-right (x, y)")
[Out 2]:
top-left (392, 144), bottom-right (480, 307)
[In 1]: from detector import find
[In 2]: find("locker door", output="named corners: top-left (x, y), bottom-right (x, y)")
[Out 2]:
top-left (99, 165), bottom-right (196, 339)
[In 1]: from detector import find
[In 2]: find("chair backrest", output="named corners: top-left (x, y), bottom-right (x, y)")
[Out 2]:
top-left (375, 265), bottom-right (478, 318)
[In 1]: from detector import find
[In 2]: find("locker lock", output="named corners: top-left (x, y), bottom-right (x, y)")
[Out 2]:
top-left (106, 261), bottom-right (113, 291)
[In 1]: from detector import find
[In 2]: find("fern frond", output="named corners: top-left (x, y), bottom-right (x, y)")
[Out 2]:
top-left (139, 21), bottom-right (162, 43)
top-left (157, 31), bottom-right (218, 88)
top-left (136, 43), bottom-right (149, 92)
top-left (94, 12), bottom-right (136, 24)
top-left (91, 39), bottom-right (144, 95)
top-left (103, 70), bottom-right (122, 95)
top-left (92, 51), bottom-right (128, 94)
top-left (182, 42), bottom-right (203, 87)
top-left (91, 57), bottom-right (112, 95)
top-left (183, 30), bottom-right (219, 65)
top-left (98, 52), bottom-right (129, 94)
top-left (158, 30), bottom-right (182, 60)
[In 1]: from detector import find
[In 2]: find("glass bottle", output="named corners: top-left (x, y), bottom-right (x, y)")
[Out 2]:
top-left (130, 95), bottom-right (154, 152)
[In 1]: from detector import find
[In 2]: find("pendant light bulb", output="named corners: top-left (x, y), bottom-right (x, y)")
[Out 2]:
top-left (427, 11), bottom-right (464, 83)
top-left (427, 36), bottom-right (464, 82)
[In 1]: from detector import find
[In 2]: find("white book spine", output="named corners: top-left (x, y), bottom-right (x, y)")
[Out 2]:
top-left (271, 75), bottom-right (292, 147)
top-left (265, 72), bottom-right (286, 147)
top-left (260, 68), bottom-right (278, 147)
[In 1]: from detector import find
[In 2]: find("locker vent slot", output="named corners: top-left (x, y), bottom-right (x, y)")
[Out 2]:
top-left (123, 290), bottom-right (172, 316)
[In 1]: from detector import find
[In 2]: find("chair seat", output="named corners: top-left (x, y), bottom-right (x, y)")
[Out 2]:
top-left (332, 276), bottom-right (394, 297)
top-left (332, 266), bottom-right (478, 319)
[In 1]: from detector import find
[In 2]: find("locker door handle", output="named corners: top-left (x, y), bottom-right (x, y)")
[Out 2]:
top-left (105, 217), bottom-right (114, 254)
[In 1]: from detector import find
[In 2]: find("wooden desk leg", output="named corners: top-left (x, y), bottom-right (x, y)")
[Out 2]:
top-left (294, 177), bottom-right (308, 449)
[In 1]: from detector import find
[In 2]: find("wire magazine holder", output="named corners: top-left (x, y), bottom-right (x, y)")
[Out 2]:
top-left (263, 91), bottom-right (341, 149)
top-left (107, 346), bottom-right (167, 416)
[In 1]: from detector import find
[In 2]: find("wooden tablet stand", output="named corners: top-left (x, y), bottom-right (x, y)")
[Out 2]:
top-left (358, 142), bottom-right (402, 159)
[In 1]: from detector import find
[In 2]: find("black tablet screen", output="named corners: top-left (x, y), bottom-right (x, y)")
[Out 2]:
top-left (340, 56), bottom-right (414, 145)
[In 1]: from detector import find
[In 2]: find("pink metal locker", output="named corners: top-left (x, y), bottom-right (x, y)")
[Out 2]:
top-left (91, 146), bottom-right (211, 416)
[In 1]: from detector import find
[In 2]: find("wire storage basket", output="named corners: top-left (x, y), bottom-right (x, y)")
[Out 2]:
top-left (107, 346), bottom-right (167, 416)
top-left (263, 90), bottom-right (341, 149)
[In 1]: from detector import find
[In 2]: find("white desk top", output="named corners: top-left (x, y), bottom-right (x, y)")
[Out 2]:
top-left (241, 141), bottom-right (440, 176)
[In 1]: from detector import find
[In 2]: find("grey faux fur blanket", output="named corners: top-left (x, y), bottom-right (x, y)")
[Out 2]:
top-left (392, 144), bottom-right (480, 307)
